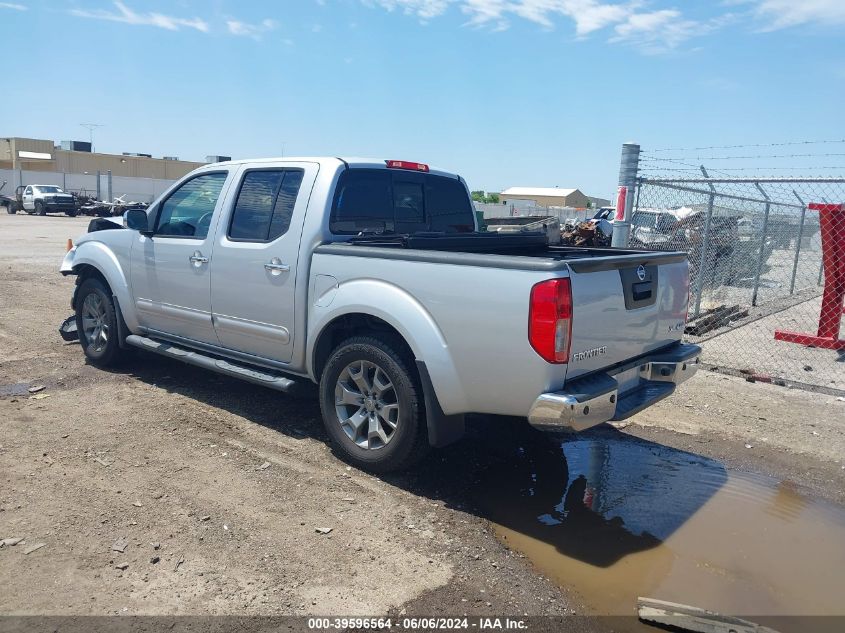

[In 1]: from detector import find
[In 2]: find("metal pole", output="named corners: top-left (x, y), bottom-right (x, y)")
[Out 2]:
top-left (789, 190), bottom-right (806, 295)
top-left (611, 142), bottom-right (640, 248)
top-left (751, 183), bottom-right (771, 306)
top-left (107, 170), bottom-right (113, 202)
top-left (62, 172), bottom-right (66, 190)
top-left (692, 192), bottom-right (715, 319)
top-left (96, 170), bottom-right (101, 200)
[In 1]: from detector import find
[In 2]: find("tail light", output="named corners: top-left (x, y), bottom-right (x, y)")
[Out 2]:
top-left (529, 278), bottom-right (572, 363)
top-left (385, 160), bottom-right (429, 172)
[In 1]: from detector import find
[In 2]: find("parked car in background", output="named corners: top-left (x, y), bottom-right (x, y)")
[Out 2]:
top-left (59, 157), bottom-right (700, 472)
top-left (16, 184), bottom-right (77, 216)
top-left (0, 181), bottom-right (15, 214)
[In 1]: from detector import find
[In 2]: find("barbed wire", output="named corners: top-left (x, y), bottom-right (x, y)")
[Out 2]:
top-left (648, 139), bottom-right (845, 153)
top-left (640, 165), bottom-right (845, 172)
top-left (644, 152), bottom-right (845, 161)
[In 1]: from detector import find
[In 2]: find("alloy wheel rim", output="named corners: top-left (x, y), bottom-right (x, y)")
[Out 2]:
top-left (334, 360), bottom-right (400, 450)
top-left (81, 293), bottom-right (109, 353)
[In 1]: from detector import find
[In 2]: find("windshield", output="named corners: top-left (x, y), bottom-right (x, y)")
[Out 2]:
top-left (35, 186), bottom-right (63, 193)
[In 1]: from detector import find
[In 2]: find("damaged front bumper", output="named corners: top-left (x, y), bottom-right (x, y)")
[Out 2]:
top-left (528, 342), bottom-right (701, 432)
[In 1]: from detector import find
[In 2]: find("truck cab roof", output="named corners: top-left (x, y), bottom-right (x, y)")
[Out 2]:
top-left (205, 157), bottom-right (460, 180)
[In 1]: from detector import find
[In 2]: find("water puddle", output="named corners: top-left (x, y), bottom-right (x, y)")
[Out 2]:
top-left (471, 431), bottom-right (845, 628)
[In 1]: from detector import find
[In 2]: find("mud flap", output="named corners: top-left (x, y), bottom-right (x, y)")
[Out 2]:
top-left (415, 360), bottom-right (465, 448)
top-left (59, 315), bottom-right (79, 342)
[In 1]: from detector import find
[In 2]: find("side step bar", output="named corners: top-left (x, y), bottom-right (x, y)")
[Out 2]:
top-left (125, 335), bottom-right (301, 393)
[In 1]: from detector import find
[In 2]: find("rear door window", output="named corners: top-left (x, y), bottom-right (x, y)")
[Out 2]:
top-left (330, 169), bottom-right (474, 234)
top-left (228, 169), bottom-right (304, 242)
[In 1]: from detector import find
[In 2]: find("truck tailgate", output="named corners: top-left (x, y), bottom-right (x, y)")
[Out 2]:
top-left (565, 254), bottom-right (690, 380)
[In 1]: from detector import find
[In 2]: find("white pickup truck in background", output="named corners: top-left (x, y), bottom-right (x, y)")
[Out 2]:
top-left (60, 157), bottom-right (700, 471)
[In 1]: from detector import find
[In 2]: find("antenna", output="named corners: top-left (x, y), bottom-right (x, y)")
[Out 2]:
top-left (79, 123), bottom-right (104, 152)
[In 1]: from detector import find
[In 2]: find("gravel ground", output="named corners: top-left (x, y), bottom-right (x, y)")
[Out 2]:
top-left (1, 213), bottom-right (844, 620)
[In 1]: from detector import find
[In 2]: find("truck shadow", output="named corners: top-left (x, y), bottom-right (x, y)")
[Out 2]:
top-left (117, 353), bottom-right (726, 569)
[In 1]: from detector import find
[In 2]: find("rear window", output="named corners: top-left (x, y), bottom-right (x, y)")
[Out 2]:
top-left (330, 169), bottom-right (474, 234)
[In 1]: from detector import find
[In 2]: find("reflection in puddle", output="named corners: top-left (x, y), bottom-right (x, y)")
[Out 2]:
top-left (472, 431), bottom-right (845, 623)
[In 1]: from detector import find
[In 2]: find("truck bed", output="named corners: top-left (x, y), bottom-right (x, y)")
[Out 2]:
top-left (319, 232), bottom-right (687, 272)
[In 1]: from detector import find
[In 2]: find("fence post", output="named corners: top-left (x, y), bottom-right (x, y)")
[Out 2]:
top-left (751, 183), bottom-right (771, 306)
top-left (611, 142), bottom-right (640, 248)
top-left (789, 190), bottom-right (807, 295)
top-left (96, 170), bottom-right (101, 200)
top-left (62, 172), bottom-right (66, 190)
top-left (692, 192), bottom-right (715, 319)
top-left (691, 166), bottom-right (716, 319)
top-left (107, 170), bottom-right (113, 203)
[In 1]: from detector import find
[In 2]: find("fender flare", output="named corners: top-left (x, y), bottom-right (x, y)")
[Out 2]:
top-left (307, 278), bottom-right (468, 417)
top-left (69, 241), bottom-right (139, 332)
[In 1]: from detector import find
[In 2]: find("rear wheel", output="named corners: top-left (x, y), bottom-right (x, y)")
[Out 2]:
top-left (319, 336), bottom-right (429, 472)
top-left (75, 277), bottom-right (125, 367)
top-left (35, 201), bottom-right (46, 216)
top-left (4, 203), bottom-right (14, 214)
top-left (66, 209), bottom-right (77, 217)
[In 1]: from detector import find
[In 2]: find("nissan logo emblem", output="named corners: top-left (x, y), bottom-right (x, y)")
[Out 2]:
top-left (636, 265), bottom-right (647, 281)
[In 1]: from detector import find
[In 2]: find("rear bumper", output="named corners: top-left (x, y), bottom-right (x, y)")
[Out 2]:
top-left (528, 342), bottom-right (701, 432)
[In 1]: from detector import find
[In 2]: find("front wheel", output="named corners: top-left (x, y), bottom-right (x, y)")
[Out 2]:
top-left (4, 204), bottom-right (14, 214)
top-left (35, 201), bottom-right (46, 216)
top-left (319, 336), bottom-right (429, 472)
top-left (75, 277), bottom-right (125, 367)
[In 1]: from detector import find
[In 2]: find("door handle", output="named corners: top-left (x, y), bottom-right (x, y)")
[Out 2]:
top-left (189, 251), bottom-right (209, 266)
top-left (264, 258), bottom-right (290, 275)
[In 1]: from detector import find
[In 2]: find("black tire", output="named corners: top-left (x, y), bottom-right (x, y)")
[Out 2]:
top-left (319, 336), bottom-right (429, 473)
top-left (35, 201), bottom-right (46, 216)
top-left (4, 203), bottom-right (14, 214)
top-left (66, 209), bottom-right (77, 217)
top-left (75, 277), bottom-right (125, 368)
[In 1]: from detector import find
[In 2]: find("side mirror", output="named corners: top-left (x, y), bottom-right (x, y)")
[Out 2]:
top-left (125, 208), bottom-right (151, 235)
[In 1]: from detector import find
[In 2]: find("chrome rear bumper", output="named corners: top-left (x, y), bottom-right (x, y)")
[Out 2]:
top-left (528, 343), bottom-right (701, 432)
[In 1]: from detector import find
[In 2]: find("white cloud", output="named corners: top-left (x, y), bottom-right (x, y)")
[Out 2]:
top-left (611, 9), bottom-right (701, 53)
top-left (362, 0), bottom-right (713, 50)
top-left (0, 2), bottom-right (27, 10)
top-left (365, 0), bottom-right (452, 21)
top-left (752, 0), bottom-right (845, 30)
top-left (227, 18), bottom-right (278, 40)
top-left (70, 1), bottom-right (209, 32)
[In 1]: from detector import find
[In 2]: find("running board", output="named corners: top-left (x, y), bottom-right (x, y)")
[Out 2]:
top-left (125, 334), bottom-right (300, 393)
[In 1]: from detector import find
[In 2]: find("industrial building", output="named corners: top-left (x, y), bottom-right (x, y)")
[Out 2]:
top-left (0, 136), bottom-right (224, 179)
top-left (499, 186), bottom-right (591, 209)
top-left (1, 136), bottom-right (231, 202)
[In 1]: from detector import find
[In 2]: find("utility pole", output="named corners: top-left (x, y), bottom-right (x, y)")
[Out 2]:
top-left (611, 142), bottom-right (641, 248)
top-left (79, 123), bottom-right (104, 152)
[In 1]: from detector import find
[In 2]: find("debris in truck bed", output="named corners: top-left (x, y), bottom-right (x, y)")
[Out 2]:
top-left (560, 221), bottom-right (612, 248)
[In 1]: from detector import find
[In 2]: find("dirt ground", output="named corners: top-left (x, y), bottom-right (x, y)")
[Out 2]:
top-left (1, 213), bottom-right (844, 620)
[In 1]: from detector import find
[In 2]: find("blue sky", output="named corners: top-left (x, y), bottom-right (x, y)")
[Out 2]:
top-left (2, 0), bottom-right (844, 198)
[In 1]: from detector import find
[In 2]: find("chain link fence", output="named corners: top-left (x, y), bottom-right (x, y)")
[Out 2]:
top-left (633, 171), bottom-right (844, 393)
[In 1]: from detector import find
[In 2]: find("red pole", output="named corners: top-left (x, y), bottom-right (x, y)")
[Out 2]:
top-left (814, 204), bottom-right (845, 339)
top-left (774, 203), bottom-right (845, 350)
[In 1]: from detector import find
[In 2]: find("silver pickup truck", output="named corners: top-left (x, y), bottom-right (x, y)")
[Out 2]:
top-left (60, 157), bottom-right (700, 471)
